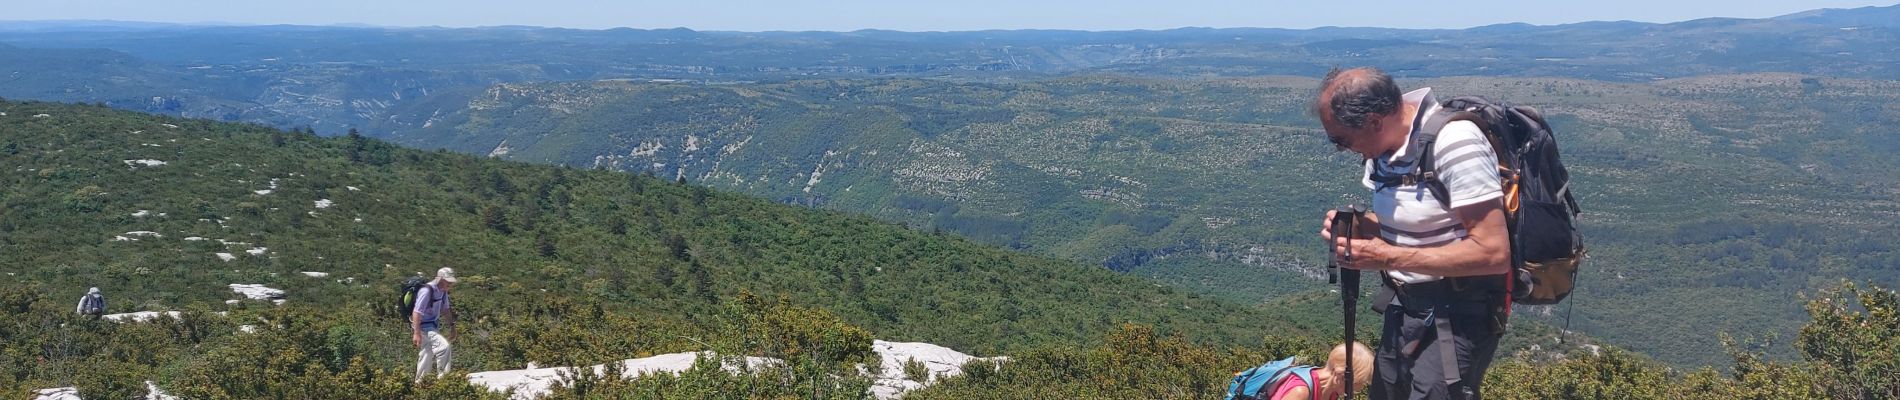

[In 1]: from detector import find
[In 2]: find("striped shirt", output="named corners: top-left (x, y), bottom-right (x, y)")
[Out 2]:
top-left (1361, 88), bottom-right (1504, 284)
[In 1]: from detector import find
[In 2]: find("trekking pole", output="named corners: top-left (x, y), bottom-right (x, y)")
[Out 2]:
top-left (1330, 206), bottom-right (1363, 399)
top-left (1560, 263), bottom-right (1579, 345)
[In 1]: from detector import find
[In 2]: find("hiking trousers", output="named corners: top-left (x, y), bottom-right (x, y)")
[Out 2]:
top-left (1370, 297), bottom-right (1502, 400)
top-left (416, 330), bottom-right (453, 382)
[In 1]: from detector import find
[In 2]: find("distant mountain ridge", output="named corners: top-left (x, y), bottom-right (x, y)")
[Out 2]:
top-left (1774, 4), bottom-right (1900, 27)
top-left (0, 3), bottom-right (1893, 135)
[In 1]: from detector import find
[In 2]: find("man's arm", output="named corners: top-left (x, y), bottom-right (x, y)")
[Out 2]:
top-left (1331, 199), bottom-right (1511, 277)
top-left (411, 312), bottom-right (423, 346)
top-left (1381, 200), bottom-right (1511, 277)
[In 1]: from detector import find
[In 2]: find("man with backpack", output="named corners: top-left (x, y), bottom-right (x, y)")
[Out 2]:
top-left (1312, 67), bottom-right (1583, 400)
top-left (411, 267), bottom-right (458, 383)
top-left (75, 287), bottom-right (105, 318)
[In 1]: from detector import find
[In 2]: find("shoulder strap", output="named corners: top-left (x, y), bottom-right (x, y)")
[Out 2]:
top-left (1436, 310), bottom-right (1463, 388)
top-left (1229, 361), bottom-right (1289, 400)
top-left (1365, 128), bottom-right (1440, 190)
top-left (1292, 367), bottom-right (1317, 395)
top-left (1413, 108), bottom-right (1486, 208)
top-left (1256, 367), bottom-right (1301, 400)
top-left (419, 284), bottom-right (438, 309)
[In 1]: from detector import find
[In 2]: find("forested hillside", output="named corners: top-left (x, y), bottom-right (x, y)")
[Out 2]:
top-left (0, 100), bottom-right (1313, 396)
top-left (369, 74), bottom-right (1900, 366)
top-left (2, 100), bottom-right (1893, 398)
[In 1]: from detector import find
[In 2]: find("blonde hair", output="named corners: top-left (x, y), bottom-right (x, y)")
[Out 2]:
top-left (1317, 342), bottom-right (1376, 397)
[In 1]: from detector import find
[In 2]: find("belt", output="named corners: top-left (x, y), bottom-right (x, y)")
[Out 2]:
top-left (1384, 275), bottom-right (1505, 307)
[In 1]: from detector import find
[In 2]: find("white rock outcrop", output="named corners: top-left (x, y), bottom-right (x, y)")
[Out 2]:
top-left (101, 311), bottom-right (228, 324)
top-left (38, 379), bottom-right (181, 399)
top-left (122, 159), bottom-right (168, 168)
top-left (146, 381), bottom-right (179, 400)
top-left (229, 284), bottom-right (285, 300)
top-left (102, 311), bottom-right (182, 323)
top-left (33, 387), bottom-right (78, 400)
top-left (468, 352), bottom-right (781, 399)
top-left (869, 340), bottom-right (1002, 399)
top-left (465, 340), bottom-right (996, 399)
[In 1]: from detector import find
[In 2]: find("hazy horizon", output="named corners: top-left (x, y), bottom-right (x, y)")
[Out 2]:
top-left (5, 0), bottom-right (1894, 32)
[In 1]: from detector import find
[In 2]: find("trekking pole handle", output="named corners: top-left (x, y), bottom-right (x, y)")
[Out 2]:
top-left (1327, 205), bottom-right (1362, 283)
top-left (1331, 205), bottom-right (1361, 259)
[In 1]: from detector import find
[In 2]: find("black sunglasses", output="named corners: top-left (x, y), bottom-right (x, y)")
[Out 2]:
top-left (1327, 133), bottom-right (1353, 152)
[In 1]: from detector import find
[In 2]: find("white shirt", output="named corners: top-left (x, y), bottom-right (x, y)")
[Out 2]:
top-left (1362, 88), bottom-right (1504, 284)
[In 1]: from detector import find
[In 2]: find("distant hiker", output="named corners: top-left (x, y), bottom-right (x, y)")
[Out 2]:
top-left (1314, 67), bottom-right (1512, 400)
top-left (412, 267), bottom-right (458, 383)
top-left (1226, 342), bottom-right (1375, 400)
top-left (75, 287), bottom-right (106, 317)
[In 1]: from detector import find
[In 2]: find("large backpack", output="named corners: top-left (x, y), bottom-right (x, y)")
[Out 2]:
top-left (1388, 96), bottom-right (1585, 306)
top-left (82, 294), bottom-right (105, 315)
top-left (1224, 357), bottom-right (1317, 400)
top-left (398, 277), bottom-right (428, 321)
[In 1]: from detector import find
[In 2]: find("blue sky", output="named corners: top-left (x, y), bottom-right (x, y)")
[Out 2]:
top-left (9, 0), bottom-right (1895, 31)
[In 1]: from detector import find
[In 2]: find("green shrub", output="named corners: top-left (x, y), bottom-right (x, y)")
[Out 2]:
top-left (903, 357), bottom-right (928, 382)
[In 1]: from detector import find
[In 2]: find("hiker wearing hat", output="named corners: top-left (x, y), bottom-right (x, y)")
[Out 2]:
top-left (412, 267), bottom-right (458, 383)
top-left (76, 287), bottom-right (106, 318)
top-left (1314, 67), bottom-right (1514, 400)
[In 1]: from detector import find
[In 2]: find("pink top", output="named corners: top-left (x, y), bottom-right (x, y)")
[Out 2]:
top-left (1271, 373), bottom-right (1315, 400)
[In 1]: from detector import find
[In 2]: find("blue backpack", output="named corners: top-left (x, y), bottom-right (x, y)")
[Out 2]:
top-left (1225, 357), bottom-right (1317, 400)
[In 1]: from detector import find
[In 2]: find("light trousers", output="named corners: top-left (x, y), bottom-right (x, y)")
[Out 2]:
top-left (416, 330), bottom-right (453, 383)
